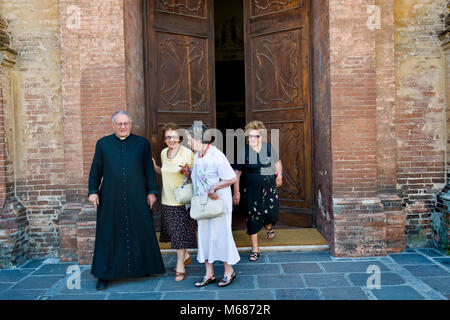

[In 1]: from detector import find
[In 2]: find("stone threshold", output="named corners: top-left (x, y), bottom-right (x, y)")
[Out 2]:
top-left (161, 244), bottom-right (330, 254)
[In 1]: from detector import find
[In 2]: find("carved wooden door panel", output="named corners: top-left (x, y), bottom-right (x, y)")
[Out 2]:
top-left (244, 0), bottom-right (312, 225)
top-left (145, 0), bottom-right (216, 156)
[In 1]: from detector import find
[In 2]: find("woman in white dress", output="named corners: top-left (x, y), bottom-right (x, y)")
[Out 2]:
top-left (180, 123), bottom-right (240, 287)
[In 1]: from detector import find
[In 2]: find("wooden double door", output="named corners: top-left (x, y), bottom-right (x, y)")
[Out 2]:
top-left (145, 0), bottom-right (313, 227)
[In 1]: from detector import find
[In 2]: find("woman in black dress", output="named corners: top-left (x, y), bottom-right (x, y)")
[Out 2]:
top-left (233, 121), bottom-right (283, 261)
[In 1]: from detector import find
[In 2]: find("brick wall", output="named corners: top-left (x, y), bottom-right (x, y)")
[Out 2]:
top-left (394, 0), bottom-right (447, 246)
top-left (58, 0), bottom-right (131, 264)
top-left (0, 15), bottom-right (29, 267)
top-left (329, 0), bottom-right (378, 199)
top-left (376, 0), bottom-right (397, 193)
top-left (328, 0), bottom-right (385, 256)
top-left (1, 0), bottom-right (65, 258)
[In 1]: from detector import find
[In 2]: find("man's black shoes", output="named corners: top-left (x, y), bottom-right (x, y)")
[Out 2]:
top-left (96, 279), bottom-right (108, 290)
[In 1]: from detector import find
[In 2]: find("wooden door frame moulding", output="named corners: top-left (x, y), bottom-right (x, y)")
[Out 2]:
top-left (307, 0), bottom-right (316, 228)
top-left (142, 0), bottom-right (318, 228)
top-left (143, 0), bottom-right (151, 144)
top-left (142, 0), bottom-right (216, 149)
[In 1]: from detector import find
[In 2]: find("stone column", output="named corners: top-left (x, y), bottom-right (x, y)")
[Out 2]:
top-left (0, 16), bottom-right (29, 268)
top-left (329, 1), bottom-right (388, 256)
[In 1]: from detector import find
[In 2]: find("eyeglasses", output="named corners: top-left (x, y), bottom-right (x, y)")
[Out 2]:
top-left (114, 122), bottom-right (130, 127)
top-left (165, 136), bottom-right (179, 141)
top-left (248, 135), bottom-right (260, 139)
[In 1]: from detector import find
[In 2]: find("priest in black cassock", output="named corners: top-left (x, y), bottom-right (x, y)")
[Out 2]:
top-left (88, 110), bottom-right (165, 290)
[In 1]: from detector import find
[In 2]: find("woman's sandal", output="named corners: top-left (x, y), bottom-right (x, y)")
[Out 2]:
top-left (217, 272), bottom-right (236, 287)
top-left (172, 256), bottom-right (192, 272)
top-left (249, 251), bottom-right (260, 261)
top-left (266, 228), bottom-right (275, 240)
top-left (174, 271), bottom-right (186, 282)
top-left (194, 276), bottom-right (216, 287)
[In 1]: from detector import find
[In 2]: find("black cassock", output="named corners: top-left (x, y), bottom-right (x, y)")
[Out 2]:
top-left (88, 133), bottom-right (165, 279)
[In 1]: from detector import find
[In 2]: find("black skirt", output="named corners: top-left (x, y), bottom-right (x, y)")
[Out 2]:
top-left (244, 174), bottom-right (279, 235)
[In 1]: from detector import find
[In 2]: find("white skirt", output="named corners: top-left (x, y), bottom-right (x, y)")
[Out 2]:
top-left (196, 189), bottom-right (240, 265)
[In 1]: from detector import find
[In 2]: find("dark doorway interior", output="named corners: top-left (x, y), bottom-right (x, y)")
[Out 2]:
top-left (214, 0), bottom-right (247, 230)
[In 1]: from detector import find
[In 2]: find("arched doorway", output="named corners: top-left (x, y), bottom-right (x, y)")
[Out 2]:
top-left (144, 0), bottom-right (314, 231)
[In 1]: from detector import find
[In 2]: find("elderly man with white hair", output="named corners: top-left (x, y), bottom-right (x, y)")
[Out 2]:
top-left (88, 110), bottom-right (165, 290)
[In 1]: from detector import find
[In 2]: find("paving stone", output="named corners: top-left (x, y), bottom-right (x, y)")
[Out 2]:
top-left (416, 248), bottom-right (445, 257)
top-left (389, 254), bottom-right (434, 265)
top-left (20, 259), bottom-right (46, 269)
top-left (275, 288), bottom-right (321, 300)
top-left (348, 272), bottom-right (405, 286)
top-left (81, 269), bottom-right (96, 280)
top-left (1, 250), bottom-right (448, 300)
top-left (106, 277), bottom-right (160, 292)
top-left (218, 289), bottom-right (275, 300)
top-left (281, 262), bottom-right (322, 274)
top-left (419, 277), bottom-right (450, 295)
top-left (320, 287), bottom-right (368, 300)
top-left (257, 274), bottom-right (305, 289)
top-left (159, 276), bottom-right (208, 291)
top-left (0, 283), bottom-right (12, 293)
top-left (33, 263), bottom-right (72, 276)
top-left (321, 261), bottom-right (390, 273)
top-left (108, 292), bottom-right (162, 300)
top-left (55, 279), bottom-right (100, 294)
top-left (161, 254), bottom-right (175, 265)
top-left (303, 274), bottom-right (351, 288)
top-left (404, 265), bottom-right (450, 278)
top-left (165, 265), bottom-right (208, 277)
top-left (0, 270), bottom-right (32, 282)
top-left (203, 275), bottom-right (255, 291)
top-left (48, 294), bottom-right (107, 300)
top-left (370, 285), bottom-right (425, 300)
top-left (268, 252), bottom-right (332, 263)
top-left (43, 258), bottom-right (61, 264)
top-left (237, 253), bottom-right (268, 264)
top-left (12, 275), bottom-right (63, 289)
top-left (433, 257), bottom-right (450, 267)
top-left (163, 291), bottom-right (215, 300)
top-left (0, 289), bottom-right (45, 300)
top-left (233, 264), bottom-right (280, 275)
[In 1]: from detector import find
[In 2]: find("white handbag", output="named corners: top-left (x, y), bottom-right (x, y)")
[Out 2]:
top-left (190, 195), bottom-right (225, 220)
top-left (173, 176), bottom-right (194, 204)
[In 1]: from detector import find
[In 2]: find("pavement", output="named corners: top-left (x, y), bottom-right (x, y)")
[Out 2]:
top-left (0, 248), bottom-right (449, 300)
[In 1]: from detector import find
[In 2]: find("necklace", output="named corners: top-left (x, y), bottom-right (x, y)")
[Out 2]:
top-left (199, 144), bottom-right (210, 158)
top-left (167, 145), bottom-right (180, 160)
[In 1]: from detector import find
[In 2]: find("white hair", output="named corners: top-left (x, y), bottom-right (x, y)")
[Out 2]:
top-left (111, 110), bottom-right (132, 123)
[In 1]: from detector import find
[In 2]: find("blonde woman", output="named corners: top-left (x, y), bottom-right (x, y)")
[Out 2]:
top-left (233, 120), bottom-right (282, 261)
top-left (153, 123), bottom-right (196, 282)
